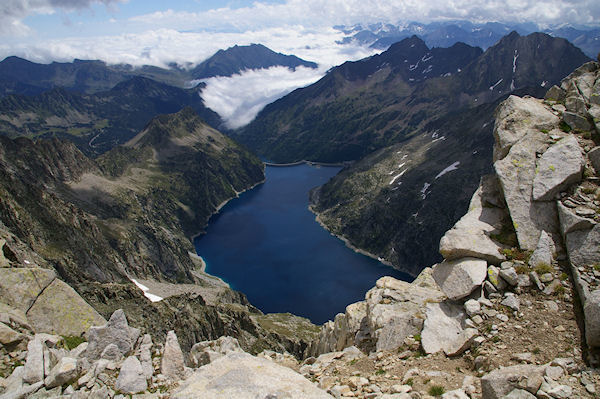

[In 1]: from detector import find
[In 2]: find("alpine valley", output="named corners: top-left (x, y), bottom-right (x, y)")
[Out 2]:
top-left (1, 18), bottom-right (600, 399)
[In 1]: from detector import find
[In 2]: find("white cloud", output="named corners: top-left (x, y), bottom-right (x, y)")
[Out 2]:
top-left (128, 0), bottom-right (600, 31)
top-left (0, 26), bottom-right (377, 69)
top-left (198, 65), bottom-right (327, 129)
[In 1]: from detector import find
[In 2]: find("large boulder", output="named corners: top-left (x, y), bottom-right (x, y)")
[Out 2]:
top-left (309, 270), bottom-right (444, 355)
top-left (432, 258), bottom-right (487, 300)
top-left (421, 302), bottom-right (476, 356)
top-left (564, 224), bottom-right (600, 269)
top-left (493, 95), bottom-right (558, 161)
top-left (161, 330), bottom-right (185, 380)
top-left (584, 290), bottom-right (600, 348)
top-left (528, 231), bottom-right (555, 268)
top-left (85, 309), bottom-right (140, 361)
top-left (493, 97), bottom-right (559, 250)
top-left (0, 268), bottom-right (55, 312)
top-left (173, 352), bottom-right (333, 399)
top-left (532, 136), bottom-right (584, 201)
top-left (190, 336), bottom-right (243, 368)
top-left (115, 356), bottom-right (148, 394)
top-left (367, 272), bottom-right (444, 352)
top-left (557, 201), bottom-right (596, 234)
top-left (481, 364), bottom-right (545, 399)
top-left (439, 176), bottom-right (507, 264)
top-left (44, 356), bottom-right (78, 388)
top-left (27, 279), bottom-right (105, 337)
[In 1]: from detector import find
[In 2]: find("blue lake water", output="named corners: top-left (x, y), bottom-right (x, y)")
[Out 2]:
top-left (194, 164), bottom-right (411, 324)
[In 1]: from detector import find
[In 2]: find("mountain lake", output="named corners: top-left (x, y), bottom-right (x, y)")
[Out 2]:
top-left (194, 164), bottom-right (411, 324)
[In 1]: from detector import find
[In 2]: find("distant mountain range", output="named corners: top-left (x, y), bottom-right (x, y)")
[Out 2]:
top-left (336, 21), bottom-right (600, 59)
top-left (0, 44), bottom-right (319, 98)
top-left (0, 44), bottom-right (319, 155)
top-left (235, 32), bottom-right (590, 163)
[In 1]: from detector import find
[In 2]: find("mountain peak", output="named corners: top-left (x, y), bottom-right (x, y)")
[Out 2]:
top-left (190, 43), bottom-right (317, 80)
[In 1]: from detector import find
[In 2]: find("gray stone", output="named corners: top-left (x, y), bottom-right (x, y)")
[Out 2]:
top-left (190, 336), bottom-right (243, 368)
top-left (439, 177), bottom-right (508, 263)
top-left (530, 271), bottom-right (545, 291)
top-left (311, 271), bottom-right (444, 355)
top-left (565, 224), bottom-right (600, 270)
top-left (557, 201), bottom-right (595, 235)
top-left (499, 267), bottom-right (519, 286)
top-left (100, 343), bottom-right (123, 361)
top-left (532, 136), bottom-right (584, 201)
top-left (464, 299), bottom-right (481, 316)
top-left (488, 266), bottom-right (507, 290)
top-left (588, 147), bottom-right (600, 174)
top-left (546, 385), bottom-right (572, 398)
top-left (545, 365), bottom-right (564, 380)
top-left (540, 273), bottom-right (554, 283)
top-left (421, 302), bottom-right (474, 356)
top-left (501, 389), bottom-right (536, 399)
top-left (0, 381), bottom-right (44, 399)
top-left (44, 356), bottom-right (78, 388)
top-left (86, 309), bottom-right (139, 361)
top-left (0, 268), bottom-right (55, 313)
top-left (115, 356), bottom-right (148, 394)
top-left (545, 85), bottom-right (566, 103)
top-left (501, 293), bottom-right (520, 311)
top-left (27, 278), bottom-right (106, 337)
top-left (528, 231), bottom-right (555, 268)
top-left (565, 95), bottom-right (587, 114)
top-left (433, 258), bottom-right (488, 300)
top-left (23, 335), bottom-right (53, 384)
top-left (494, 120), bottom-right (559, 250)
top-left (161, 330), bottom-right (185, 380)
top-left (493, 96), bottom-right (559, 161)
top-left (0, 322), bottom-right (23, 346)
top-left (441, 389), bottom-right (470, 399)
top-left (481, 364), bottom-right (544, 399)
top-left (584, 290), bottom-right (600, 348)
top-left (173, 352), bottom-right (333, 399)
top-left (563, 111), bottom-right (592, 131)
top-left (137, 334), bottom-right (153, 379)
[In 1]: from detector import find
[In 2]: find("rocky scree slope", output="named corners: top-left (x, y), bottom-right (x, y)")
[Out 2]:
top-left (0, 108), bottom-right (319, 358)
top-left (2, 62), bottom-right (600, 399)
top-left (308, 33), bottom-right (590, 277)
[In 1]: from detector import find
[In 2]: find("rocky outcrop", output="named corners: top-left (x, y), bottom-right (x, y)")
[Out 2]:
top-left (85, 309), bottom-right (139, 361)
top-left (439, 175), bottom-right (508, 264)
top-left (310, 270), bottom-right (444, 356)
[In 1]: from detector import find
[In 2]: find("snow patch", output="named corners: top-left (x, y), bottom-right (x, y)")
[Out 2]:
top-left (510, 79), bottom-right (515, 91)
top-left (435, 161), bottom-right (460, 180)
top-left (409, 60), bottom-right (420, 71)
top-left (422, 64), bottom-right (433, 74)
top-left (131, 278), bottom-right (163, 302)
top-left (512, 50), bottom-right (519, 73)
top-left (420, 182), bottom-right (431, 200)
top-left (421, 54), bottom-right (433, 62)
top-left (389, 169), bottom-right (407, 185)
top-left (489, 78), bottom-right (503, 91)
top-left (541, 81), bottom-right (548, 87)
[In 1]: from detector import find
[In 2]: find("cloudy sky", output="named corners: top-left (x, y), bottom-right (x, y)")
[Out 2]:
top-left (1, 0), bottom-right (599, 127)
